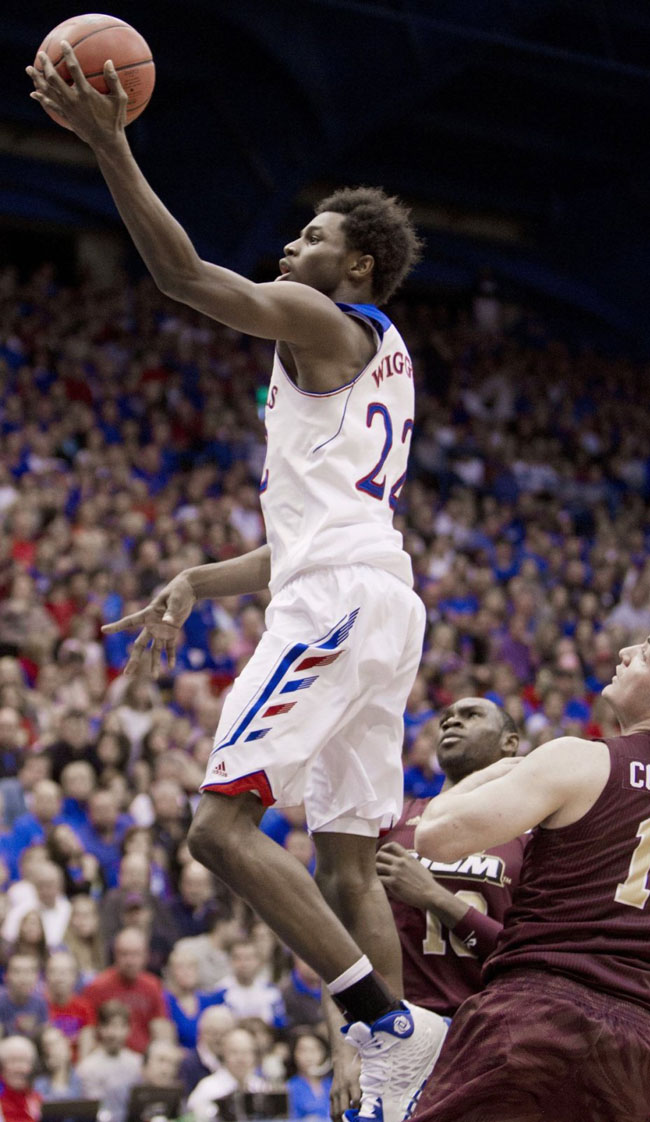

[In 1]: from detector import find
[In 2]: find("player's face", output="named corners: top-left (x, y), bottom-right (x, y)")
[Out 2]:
top-left (277, 211), bottom-right (357, 295)
top-left (603, 636), bottom-right (650, 727)
top-left (436, 698), bottom-right (505, 783)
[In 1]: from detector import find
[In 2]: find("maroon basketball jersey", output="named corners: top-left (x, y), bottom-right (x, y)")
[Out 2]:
top-left (381, 796), bottom-right (527, 1016)
top-left (484, 732), bottom-right (650, 1011)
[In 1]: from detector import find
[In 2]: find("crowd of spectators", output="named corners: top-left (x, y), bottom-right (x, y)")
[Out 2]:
top-left (0, 258), bottom-right (649, 1119)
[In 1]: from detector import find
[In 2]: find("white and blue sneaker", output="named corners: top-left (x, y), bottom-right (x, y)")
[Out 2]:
top-left (342, 1001), bottom-right (448, 1122)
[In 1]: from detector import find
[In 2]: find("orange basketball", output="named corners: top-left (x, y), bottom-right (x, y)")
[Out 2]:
top-left (35, 13), bottom-right (155, 129)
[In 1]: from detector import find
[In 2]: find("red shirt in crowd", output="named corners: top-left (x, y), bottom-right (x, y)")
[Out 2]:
top-left (0, 1086), bottom-right (42, 1122)
top-left (82, 968), bottom-right (168, 1052)
top-left (47, 995), bottom-right (96, 1061)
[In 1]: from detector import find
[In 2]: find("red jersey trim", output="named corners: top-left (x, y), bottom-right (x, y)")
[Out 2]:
top-left (202, 769), bottom-right (275, 806)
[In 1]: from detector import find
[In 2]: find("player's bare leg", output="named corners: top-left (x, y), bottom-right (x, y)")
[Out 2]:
top-left (189, 791), bottom-right (446, 1122)
top-left (315, 831), bottom-right (405, 1118)
top-left (314, 831), bottom-right (404, 995)
top-left (188, 790), bottom-right (366, 979)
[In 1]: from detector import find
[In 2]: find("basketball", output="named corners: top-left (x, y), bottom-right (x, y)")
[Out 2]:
top-left (34, 13), bottom-right (155, 129)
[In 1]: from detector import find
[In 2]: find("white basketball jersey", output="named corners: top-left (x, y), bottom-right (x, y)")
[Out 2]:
top-left (260, 303), bottom-right (415, 596)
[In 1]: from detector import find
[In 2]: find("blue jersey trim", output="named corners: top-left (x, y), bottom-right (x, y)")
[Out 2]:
top-left (212, 610), bottom-right (359, 751)
top-left (216, 642), bottom-right (308, 749)
top-left (281, 676), bottom-right (318, 694)
top-left (336, 302), bottom-right (392, 340)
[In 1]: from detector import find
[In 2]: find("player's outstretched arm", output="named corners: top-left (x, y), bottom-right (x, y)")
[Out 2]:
top-left (415, 738), bottom-right (610, 862)
top-left (101, 545), bottom-right (270, 677)
top-left (27, 44), bottom-right (349, 347)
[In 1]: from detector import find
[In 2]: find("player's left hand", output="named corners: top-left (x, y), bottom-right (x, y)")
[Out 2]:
top-left (376, 841), bottom-right (438, 907)
top-left (100, 574), bottom-right (196, 678)
top-left (329, 1049), bottom-right (361, 1120)
top-left (26, 41), bottom-right (127, 146)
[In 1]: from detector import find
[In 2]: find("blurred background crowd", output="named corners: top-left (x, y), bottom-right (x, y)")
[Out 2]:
top-left (0, 258), bottom-right (649, 1120)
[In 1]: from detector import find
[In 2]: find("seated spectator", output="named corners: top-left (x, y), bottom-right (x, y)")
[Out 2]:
top-left (120, 826), bottom-right (171, 900)
top-left (8, 781), bottom-right (66, 875)
top-left (171, 861), bottom-right (220, 940)
top-left (76, 1000), bottom-right (142, 1122)
top-left (0, 1035), bottom-right (41, 1122)
top-left (286, 1031), bottom-right (332, 1120)
top-left (59, 761), bottom-right (96, 829)
top-left (174, 911), bottom-right (242, 994)
top-left (279, 956), bottom-right (323, 1030)
top-left (33, 1025), bottom-right (84, 1101)
top-left (46, 824), bottom-right (103, 898)
top-left (62, 896), bottom-right (106, 987)
top-left (149, 781), bottom-right (192, 882)
top-left (0, 911), bottom-right (49, 975)
top-left (213, 940), bottom-right (286, 1029)
top-left (94, 730), bottom-right (131, 782)
top-left (139, 1040), bottom-right (182, 1089)
top-left (0, 849), bottom-right (10, 906)
top-left (78, 790), bottom-right (133, 889)
top-left (283, 830), bottom-right (315, 876)
top-left (525, 686), bottom-right (567, 746)
top-left (237, 1017), bottom-right (287, 1086)
top-left (0, 953), bottom-right (48, 1039)
top-left (249, 921), bottom-right (290, 986)
top-left (0, 776), bottom-right (26, 831)
top-left (259, 805), bottom-right (307, 848)
top-left (178, 1005), bottom-right (235, 1098)
top-left (3, 861), bottom-right (71, 949)
top-left (187, 1027), bottom-right (271, 1122)
top-left (113, 679), bottom-right (159, 761)
top-left (4, 847), bottom-right (48, 915)
top-left (116, 894), bottom-right (176, 978)
top-left (403, 674), bottom-right (436, 749)
top-left (45, 950), bottom-right (96, 1061)
top-left (164, 946), bottom-right (220, 1050)
top-left (46, 709), bottom-right (99, 783)
top-left (402, 718), bottom-right (446, 798)
top-left (100, 853), bottom-right (174, 948)
top-left (605, 574), bottom-right (650, 638)
top-left (82, 927), bottom-right (171, 1053)
top-left (0, 707), bottom-right (27, 780)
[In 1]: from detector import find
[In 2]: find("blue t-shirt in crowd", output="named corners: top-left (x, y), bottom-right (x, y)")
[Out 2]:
top-left (287, 1074), bottom-right (333, 1119)
top-left (403, 767), bottom-right (445, 799)
top-left (0, 989), bottom-right (48, 1038)
top-left (164, 990), bottom-right (220, 1049)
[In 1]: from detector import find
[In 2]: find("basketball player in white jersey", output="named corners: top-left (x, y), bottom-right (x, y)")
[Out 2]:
top-left (28, 45), bottom-right (447, 1122)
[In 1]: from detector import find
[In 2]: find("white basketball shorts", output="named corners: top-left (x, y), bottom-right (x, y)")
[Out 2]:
top-left (200, 564), bottom-right (425, 836)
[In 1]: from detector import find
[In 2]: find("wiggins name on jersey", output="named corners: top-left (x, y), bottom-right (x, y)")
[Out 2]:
top-left (260, 303), bottom-right (416, 596)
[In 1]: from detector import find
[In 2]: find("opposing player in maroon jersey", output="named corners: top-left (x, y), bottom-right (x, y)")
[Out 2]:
top-left (412, 636), bottom-right (650, 1122)
top-left (376, 698), bottom-right (526, 1017)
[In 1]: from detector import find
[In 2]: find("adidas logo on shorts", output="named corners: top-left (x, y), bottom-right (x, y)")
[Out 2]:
top-left (212, 759), bottom-right (228, 776)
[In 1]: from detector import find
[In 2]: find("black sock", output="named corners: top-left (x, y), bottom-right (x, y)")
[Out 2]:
top-left (331, 970), bottom-right (404, 1024)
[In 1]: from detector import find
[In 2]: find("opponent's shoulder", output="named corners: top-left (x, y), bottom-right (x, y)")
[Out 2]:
top-left (527, 737), bottom-right (612, 829)
top-left (520, 735), bottom-right (610, 781)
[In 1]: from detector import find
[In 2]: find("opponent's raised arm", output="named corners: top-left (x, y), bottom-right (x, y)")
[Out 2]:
top-left (27, 44), bottom-right (347, 346)
top-left (414, 738), bottom-right (610, 862)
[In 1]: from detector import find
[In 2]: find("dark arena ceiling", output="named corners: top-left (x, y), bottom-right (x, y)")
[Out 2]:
top-left (2, 0), bottom-right (650, 348)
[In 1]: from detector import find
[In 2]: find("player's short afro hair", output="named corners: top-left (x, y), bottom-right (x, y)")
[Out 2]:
top-left (315, 186), bottom-right (423, 306)
top-left (500, 710), bottom-right (518, 739)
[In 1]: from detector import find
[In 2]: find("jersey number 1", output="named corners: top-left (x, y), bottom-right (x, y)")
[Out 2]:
top-left (615, 816), bottom-right (650, 910)
top-left (423, 891), bottom-right (488, 957)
